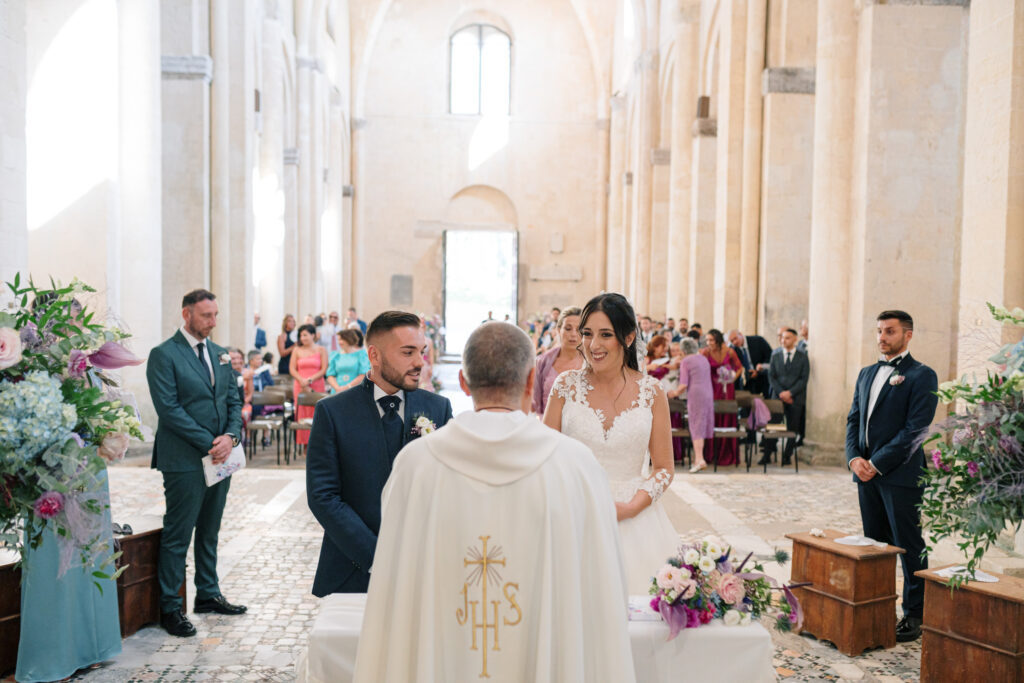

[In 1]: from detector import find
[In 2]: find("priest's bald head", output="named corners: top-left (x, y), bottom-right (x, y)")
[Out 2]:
top-left (459, 322), bottom-right (537, 413)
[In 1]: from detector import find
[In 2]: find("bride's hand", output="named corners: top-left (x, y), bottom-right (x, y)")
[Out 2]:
top-left (615, 501), bottom-right (638, 521)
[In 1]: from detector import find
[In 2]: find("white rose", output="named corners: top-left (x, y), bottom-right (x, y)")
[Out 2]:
top-left (677, 567), bottom-right (692, 581)
top-left (723, 609), bottom-right (741, 626)
top-left (705, 542), bottom-right (723, 558)
top-left (702, 534), bottom-right (725, 548)
top-left (683, 548), bottom-right (701, 565)
top-left (740, 612), bottom-right (752, 626)
top-left (0, 327), bottom-right (23, 370)
top-left (698, 556), bottom-right (715, 573)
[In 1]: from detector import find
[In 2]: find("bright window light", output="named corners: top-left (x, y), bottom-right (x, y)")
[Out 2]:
top-left (450, 24), bottom-right (510, 116)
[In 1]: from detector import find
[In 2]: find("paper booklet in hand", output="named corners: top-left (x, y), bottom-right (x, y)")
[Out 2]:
top-left (202, 445), bottom-right (246, 486)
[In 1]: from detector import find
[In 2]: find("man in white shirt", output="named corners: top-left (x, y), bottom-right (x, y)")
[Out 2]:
top-left (354, 322), bottom-right (635, 683)
top-left (316, 311), bottom-right (341, 353)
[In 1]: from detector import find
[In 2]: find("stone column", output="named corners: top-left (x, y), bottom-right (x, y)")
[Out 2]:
top-left (665, 4), bottom-right (700, 322)
top-left (296, 54), bottom-right (315, 315)
top-left (161, 0), bottom-right (211, 338)
top-left (757, 0), bottom-right (816, 338)
top-left (958, 0), bottom-right (1024, 381)
top-left (209, 0), bottom-right (232, 332)
top-left (713, 0), bottom-right (747, 330)
top-left (0, 0), bottom-right (27, 298)
top-left (737, 0), bottom-right (767, 333)
top-left (606, 95), bottom-right (627, 292)
top-left (629, 51), bottom-right (658, 314)
top-left (687, 118), bottom-right (716, 327)
top-left (804, 0), bottom-right (858, 462)
top-left (595, 113), bottom-right (611, 294)
top-left (649, 150), bottom-right (671, 318)
top-left (118, 0), bottom-right (163, 425)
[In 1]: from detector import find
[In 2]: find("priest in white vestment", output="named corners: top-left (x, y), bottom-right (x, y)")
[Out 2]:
top-left (354, 322), bottom-right (635, 683)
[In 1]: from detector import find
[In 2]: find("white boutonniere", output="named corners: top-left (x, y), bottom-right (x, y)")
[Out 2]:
top-left (411, 414), bottom-right (438, 437)
top-left (218, 352), bottom-right (230, 365)
top-left (889, 372), bottom-right (905, 386)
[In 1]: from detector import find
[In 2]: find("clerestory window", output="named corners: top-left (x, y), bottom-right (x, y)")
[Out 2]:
top-left (449, 24), bottom-right (511, 116)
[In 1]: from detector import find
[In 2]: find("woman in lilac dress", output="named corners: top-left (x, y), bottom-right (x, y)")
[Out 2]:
top-left (668, 337), bottom-right (714, 473)
top-left (531, 307), bottom-right (583, 415)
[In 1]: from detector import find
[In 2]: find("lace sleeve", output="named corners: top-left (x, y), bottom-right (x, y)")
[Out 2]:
top-left (637, 468), bottom-right (673, 503)
top-left (550, 369), bottom-right (583, 403)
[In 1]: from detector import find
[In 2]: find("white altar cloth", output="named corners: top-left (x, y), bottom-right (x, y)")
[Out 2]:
top-left (295, 594), bottom-right (776, 683)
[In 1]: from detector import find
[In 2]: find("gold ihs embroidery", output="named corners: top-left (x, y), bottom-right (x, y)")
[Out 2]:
top-left (456, 536), bottom-right (522, 678)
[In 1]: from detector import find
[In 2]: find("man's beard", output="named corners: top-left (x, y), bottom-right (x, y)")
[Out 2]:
top-left (380, 359), bottom-right (419, 392)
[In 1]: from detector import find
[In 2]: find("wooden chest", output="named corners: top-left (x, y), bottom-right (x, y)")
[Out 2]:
top-left (115, 518), bottom-right (186, 637)
top-left (786, 529), bottom-right (905, 656)
top-left (917, 565), bottom-right (1024, 682)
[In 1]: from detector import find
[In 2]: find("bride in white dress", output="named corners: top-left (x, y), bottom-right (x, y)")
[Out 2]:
top-left (543, 293), bottom-right (681, 593)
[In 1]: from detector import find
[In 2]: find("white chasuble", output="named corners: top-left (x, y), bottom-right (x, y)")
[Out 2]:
top-left (353, 411), bottom-right (636, 683)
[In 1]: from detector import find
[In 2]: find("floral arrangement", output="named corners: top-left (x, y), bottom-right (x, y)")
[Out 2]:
top-left (716, 365), bottom-right (737, 387)
top-left (649, 536), bottom-right (804, 639)
top-left (921, 303), bottom-right (1024, 588)
top-left (411, 415), bottom-right (438, 438)
top-left (0, 275), bottom-right (144, 579)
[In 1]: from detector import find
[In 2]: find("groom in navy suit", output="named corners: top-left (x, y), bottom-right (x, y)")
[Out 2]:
top-left (846, 310), bottom-right (937, 642)
top-left (306, 311), bottom-right (454, 595)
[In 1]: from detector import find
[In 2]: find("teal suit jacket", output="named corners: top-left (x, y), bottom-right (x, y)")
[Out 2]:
top-left (147, 331), bottom-right (243, 473)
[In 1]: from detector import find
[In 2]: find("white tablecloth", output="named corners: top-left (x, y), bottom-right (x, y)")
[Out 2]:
top-left (296, 594), bottom-right (775, 682)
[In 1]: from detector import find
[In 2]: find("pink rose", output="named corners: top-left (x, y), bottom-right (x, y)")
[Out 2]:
top-left (718, 573), bottom-right (746, 605)
top-left (34, 491), bottom-right (64, 519)
top-left (98, 432), bottom-right (130, 461)
top-left (67, 349), bottom-right (89, 379)
top-left (0, 327), bottom-right (23, 370)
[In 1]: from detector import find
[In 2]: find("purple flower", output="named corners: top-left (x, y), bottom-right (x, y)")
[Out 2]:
top-left (33, 491), bottom-right (64, 519)
top-left (70, 433), bottom-right (85, 448)
top-left (967, 461), bottom-right (980, 477)
top-left (931, 450), bottom-right (943, 469)
top-left (952, 428), bottom-right (973, 446)
top-left (19, 321), bottom-right (41, 350)
top-left (66, 349), bottom-right (89, 378)
top-left (88, 341), bottom-right (144, 370)
top-left (649, 596), bottom-right (661, 613)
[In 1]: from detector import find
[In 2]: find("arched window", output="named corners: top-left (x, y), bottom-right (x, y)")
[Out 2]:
top-left (449, 24), bottom-right (511, 116)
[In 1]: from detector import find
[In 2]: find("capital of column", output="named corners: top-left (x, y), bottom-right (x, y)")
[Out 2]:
top-left (161, 55), bottom-right (213, 83)
top-left (762, 67), bottom-right (815, 95)
top-left (863, 0), bottom-right (968, 5)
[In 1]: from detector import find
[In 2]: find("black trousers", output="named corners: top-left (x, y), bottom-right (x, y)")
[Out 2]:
top-left (762, 402), bottom-right (804, 458)
top-left (857, 479), bottom-right (927, 618)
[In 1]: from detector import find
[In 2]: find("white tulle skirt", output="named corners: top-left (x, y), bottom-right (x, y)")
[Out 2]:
top-left (617, 501), bottom-right (682, 594)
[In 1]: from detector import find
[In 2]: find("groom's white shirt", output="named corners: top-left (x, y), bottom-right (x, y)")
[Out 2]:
top-left (353, 410), bottom-right (636, 683)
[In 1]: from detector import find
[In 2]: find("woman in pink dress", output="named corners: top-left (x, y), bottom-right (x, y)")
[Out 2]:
top-left (532, 307), bottom-right (583, 415)
top-left (700, 328), bottom-right (742, 466)
top-left (289, 323), bottom-right (327, 446)
top-left (669, 338), bottom-right (715, 472)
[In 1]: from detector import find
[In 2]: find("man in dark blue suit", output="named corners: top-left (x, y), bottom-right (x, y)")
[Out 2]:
top-left (306, 311), bottom-right (454, 595)
top-left (846, 310), bottom-right (938, 643)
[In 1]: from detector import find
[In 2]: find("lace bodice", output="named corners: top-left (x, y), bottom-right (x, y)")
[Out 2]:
top-left (553, 369), bottom-right (671, 504)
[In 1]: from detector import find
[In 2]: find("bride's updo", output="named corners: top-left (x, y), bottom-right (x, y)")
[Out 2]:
top-left (579, 293), bottom-right (641, 372)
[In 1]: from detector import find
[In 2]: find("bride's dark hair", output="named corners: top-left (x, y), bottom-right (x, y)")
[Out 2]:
top-left (578, 293), bottom-right (640, 372)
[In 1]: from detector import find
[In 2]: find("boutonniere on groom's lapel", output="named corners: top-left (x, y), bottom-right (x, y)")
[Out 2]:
top-left (889, 371), bottom-right (905, 386)
top-left (218, 352), bottom-right (230, 365)
top-left (410, 414), bottom-right (438, 438)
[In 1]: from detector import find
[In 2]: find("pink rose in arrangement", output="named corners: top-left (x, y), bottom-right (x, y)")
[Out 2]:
top-left (33, 491), bottom-right (64, 519)
top-left (66, 349), bottom-right (89, 379)
top-left (930, 450), bottom-right (951, 473)
top-left (678, 579), bottom-right (697, 600)
top-left (718, 573), bottom-right (747, 605)
top-left (0, 327), bottom-right (23, 370)
top-left (98, 432), bottom-right (130, 462)
top-left (967, 461), bottom-right (980, 477)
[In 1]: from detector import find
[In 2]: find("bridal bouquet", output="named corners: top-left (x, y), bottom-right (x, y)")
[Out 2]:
top-left (649, 536), bottom-right (804, 640)
top-left (920, 303), bottom-right (1024, 588)
top-left (716, 365), bottom-right (737, 388)
top-left (0, 275), bottom-right (144, 578)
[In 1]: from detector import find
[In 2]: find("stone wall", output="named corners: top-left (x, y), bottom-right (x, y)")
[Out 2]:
top-left (0, 0), bottom-right (27, 296)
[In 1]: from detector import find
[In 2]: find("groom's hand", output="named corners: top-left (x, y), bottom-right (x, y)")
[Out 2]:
top-left (209, 435), bottom-right (233, 463)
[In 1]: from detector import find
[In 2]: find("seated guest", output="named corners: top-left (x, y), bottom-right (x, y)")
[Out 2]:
top-left (645, 335), bottom-right (671, 378)
top-left (532, 306), bottom-right (583, 415)
top-left (728, 329), bottom-right (773, 395)
top-left (354, 323), bottom-right (635, 683)
top-left (760, 328), bottom-right (809, 466)
top-left (229, 348), bottom-right (249, 421)
top-left (325, 329), bottom-right (371, 393)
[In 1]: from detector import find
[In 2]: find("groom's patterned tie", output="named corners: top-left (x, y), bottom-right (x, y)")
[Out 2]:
top-left (378, 395), bottom-right (403, 462)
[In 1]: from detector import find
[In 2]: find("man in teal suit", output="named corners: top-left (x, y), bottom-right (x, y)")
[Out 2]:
top-left (146, 289), bottom-right (247, 637)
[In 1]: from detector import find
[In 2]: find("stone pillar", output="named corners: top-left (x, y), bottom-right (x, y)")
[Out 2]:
top-left (957, 0), bottom-right (1024, 383)
top-left (0, 0), bottom-right (27, 298)
top-left (687, 118), bottom-right (716, 327)
top-left (629, 51), bottom-right (658, 314)
top-left (118, 0), bottom-right (163, 426)
top-left (737, 0), bottom-right (767, 333)
top-left (296, 55), bottom-right (315, 315)
top-left (757, 0), bottom-right (816, 338)
top-left (595, 113), bottom-right (611, 294)
top-left (607, 95), bottom-right (627, 292)
top-left (209, 0), bottom-right (232, 333)
top-left (649, 150), bottom-right (671, 318)
top-left (665, 5), bottom-right (700, 321)
top-left (713, 0), bottom-right (747, 331)
top-left (161, 0), bottom-right (211, 338)
top-left (804, 0), bottom-right (858, 462)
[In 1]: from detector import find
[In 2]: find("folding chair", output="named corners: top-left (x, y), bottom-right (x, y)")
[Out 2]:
top-left (289, 391), bottom-right (329, 459)
top-left (757, 398), bottom-right (800, 473)
top-left (711, 399), bottom-right (745, 472)
top-left (247, 390), bottom-right (286, 463)
top-left (667, 397), bottom-right (690, 468)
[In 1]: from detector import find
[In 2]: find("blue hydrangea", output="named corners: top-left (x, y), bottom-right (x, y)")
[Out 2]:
top-left (0, 371), bottom-right (77, 466)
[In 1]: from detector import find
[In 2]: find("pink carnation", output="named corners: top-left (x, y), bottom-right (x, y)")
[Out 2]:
top-left (67, 349), bottom-right (89, 379)
top-left (33, 491), bottom-right (64, 519)
top-left (967, 461), bottom-right (980, 477)
top-left (718, 573), bottom-right (746, 605)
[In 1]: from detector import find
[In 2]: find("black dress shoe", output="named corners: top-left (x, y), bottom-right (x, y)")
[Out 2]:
top-left (896, 615), bottom-right (922, 642)
top-left (160, 609), bottom-right (197, 637)
top-left (194, 594), bottom-right (248, 615)
top-left (781, 456), bottom-right (792, 466)
top-left (756, 455), bottom-right (771, 466)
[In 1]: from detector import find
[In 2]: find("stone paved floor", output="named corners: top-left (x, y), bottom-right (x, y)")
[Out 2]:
top-left (5, 363), bottom-right (924, 683)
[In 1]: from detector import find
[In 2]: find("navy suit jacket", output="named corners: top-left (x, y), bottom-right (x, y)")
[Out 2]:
top-left (845, 353), bottom-right (938, 489)
top-left (767, 347), bottom-right (810, 405)
top-left (306, 378), bottom-right (453, 596)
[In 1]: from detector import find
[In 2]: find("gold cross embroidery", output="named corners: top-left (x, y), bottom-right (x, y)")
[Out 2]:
top-left (456, 536), bottom-right (521, 678)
